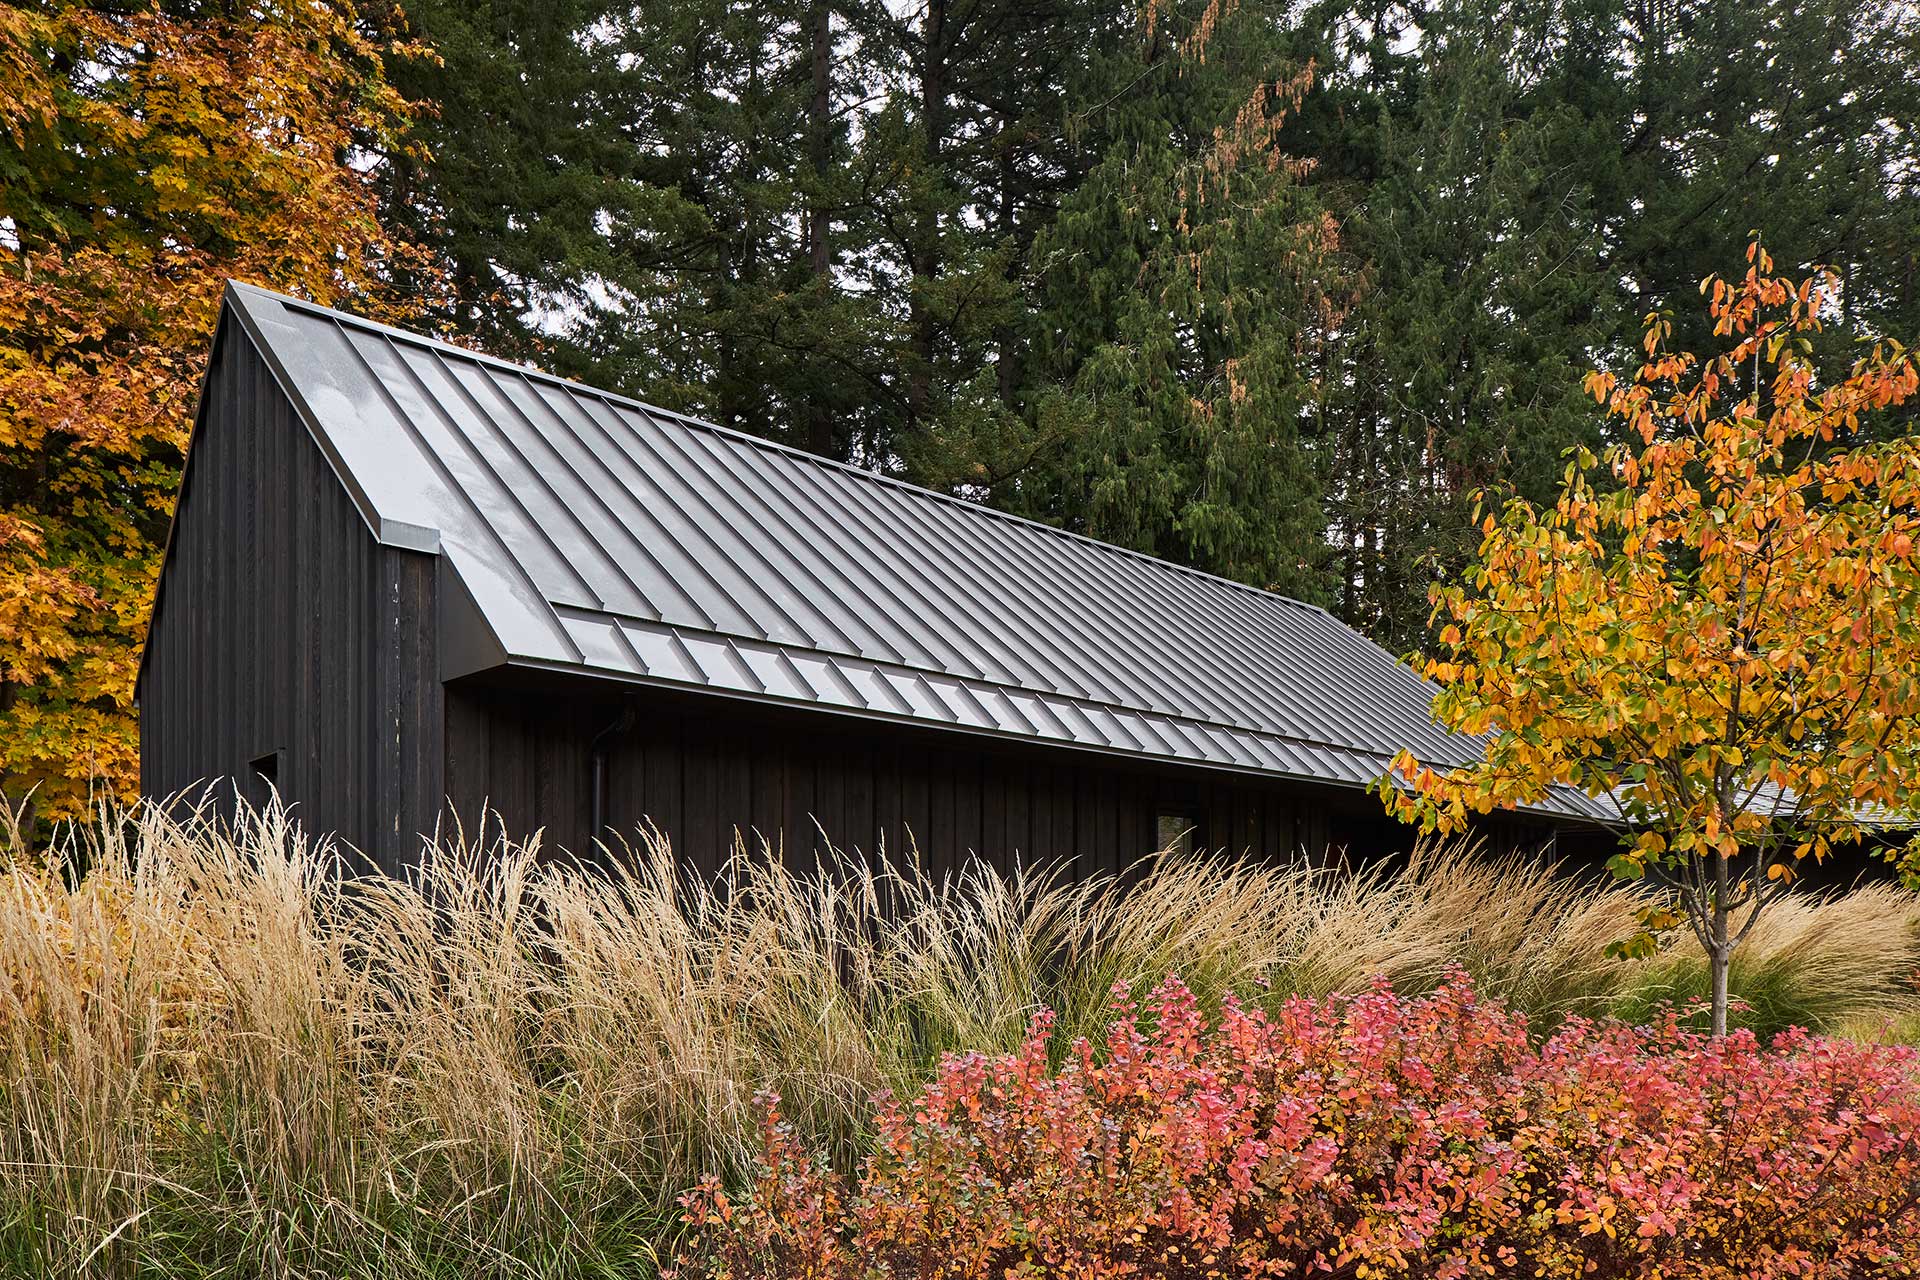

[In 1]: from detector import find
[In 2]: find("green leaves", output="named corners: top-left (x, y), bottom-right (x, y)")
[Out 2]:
top-left (1607, 853), bottom-right (1646, 881)
top-left (1605, 931), bottom-right (1660, 961)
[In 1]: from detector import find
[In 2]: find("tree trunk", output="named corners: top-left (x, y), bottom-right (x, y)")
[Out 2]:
top-left (1710, 943), bottom-right (1731, 1039)
top-left (806, 0), bottom-right (834, 457)
top-left (993, 112), bottom-right (1019, 410)
top-left (1710, 851), bottom-right (1732, 1037)
top-left (906, 0), bottom-right (946, 432)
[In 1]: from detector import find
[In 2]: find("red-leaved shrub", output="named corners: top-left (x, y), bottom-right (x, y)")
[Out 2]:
top-left (672, 974), bottom-right (1920, 1278)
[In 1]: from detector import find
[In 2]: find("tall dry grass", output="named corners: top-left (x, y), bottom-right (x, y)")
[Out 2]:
top-left (2, 795), bottom-right (1917, 1277)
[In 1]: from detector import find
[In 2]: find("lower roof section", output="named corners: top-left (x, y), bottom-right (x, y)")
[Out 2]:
top-left (541, 605), bottom-right (1619, 826)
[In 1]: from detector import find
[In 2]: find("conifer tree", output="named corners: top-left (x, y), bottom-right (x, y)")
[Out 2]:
top-left (978, 0), bottom-right (1349, 598)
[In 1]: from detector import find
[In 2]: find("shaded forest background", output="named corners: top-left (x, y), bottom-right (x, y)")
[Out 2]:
top-left (1, 0), bottom-right (1918, 818)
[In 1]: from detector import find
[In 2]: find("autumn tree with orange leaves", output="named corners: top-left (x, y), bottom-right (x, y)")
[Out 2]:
top-left (1379, 242), bottom-right (1920, 1037)
top-left (0, 0), bottom-right (435, 828)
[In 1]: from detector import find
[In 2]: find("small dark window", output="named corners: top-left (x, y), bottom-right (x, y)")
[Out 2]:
top-left (1156, 809), bottom-right (1196, 857)
top-left (248, 750), bottom-right (281, 807)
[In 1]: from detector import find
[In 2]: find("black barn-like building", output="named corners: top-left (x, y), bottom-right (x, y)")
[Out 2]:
top-left (137, 284), bottom-right (1616, 877)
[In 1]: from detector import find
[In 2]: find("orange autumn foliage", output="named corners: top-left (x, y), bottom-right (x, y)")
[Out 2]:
top-left (0, 0), bottom-right (437, 821)
top-left (1378, 240), bottom-right (1920, 1033)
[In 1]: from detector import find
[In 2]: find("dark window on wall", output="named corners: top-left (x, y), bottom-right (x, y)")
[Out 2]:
top-left (1156, 808), bottom-right (1197, 857)
top-left (248, 750), bottom-right (281, 810)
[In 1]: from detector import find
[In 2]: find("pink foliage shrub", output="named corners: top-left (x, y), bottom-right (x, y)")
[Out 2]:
top-left (673, 974), bottom-right (1920, 1279)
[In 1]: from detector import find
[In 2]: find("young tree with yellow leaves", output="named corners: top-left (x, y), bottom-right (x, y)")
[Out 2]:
top-left (1378, 242), bottom-right (1920, 1037)
top-left (0, 0), bottom-right (435, 830)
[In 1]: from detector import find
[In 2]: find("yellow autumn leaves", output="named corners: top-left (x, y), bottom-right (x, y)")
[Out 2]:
top-left (1382, 243), bottom-right (1920, 881)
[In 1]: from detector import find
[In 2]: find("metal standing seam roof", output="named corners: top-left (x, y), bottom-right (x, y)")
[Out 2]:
top-left (191, 281), bottom-right (1615, 825)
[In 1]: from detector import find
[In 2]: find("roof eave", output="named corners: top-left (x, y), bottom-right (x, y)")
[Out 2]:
top-left (439, 556), bottom-right (511, 682)
top-left (481, 652), bottom-right (1612, 829)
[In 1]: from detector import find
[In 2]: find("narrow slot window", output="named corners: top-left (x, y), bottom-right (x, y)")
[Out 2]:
top-left (249, 750), bottom-right (281, 807)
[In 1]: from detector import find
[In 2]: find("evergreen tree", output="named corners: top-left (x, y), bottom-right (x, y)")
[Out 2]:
top-left (1308, 0), bottom-right (1920, 645)
top-left (844, 0), bottom-right (1115, 472)
top-left (976, 0), bottom-right (1350, 599)
top-left (386, 0), bottom-right (892, 455)
top-left (1598, 0), bottom-right (1920, 375)
top-left (1313, 0), bottom-right (1614, 642)
top-left (376, 0), bottom-right (636, 374)
top-left (378, 0), bottom-right (1920, 637)
top-left (385, 0), bottom-right (1111, 467)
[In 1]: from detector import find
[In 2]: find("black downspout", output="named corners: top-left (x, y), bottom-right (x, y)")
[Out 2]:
top-left (589, 701), bottom-right (638, 846)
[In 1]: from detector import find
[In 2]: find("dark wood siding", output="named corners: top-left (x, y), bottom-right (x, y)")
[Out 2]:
top-left (443, 675), bottom-right (1565, 880)
top-left (137, 322), bottom-right (442, 872)
top-left (138, 312), bottom-right (1589, 878)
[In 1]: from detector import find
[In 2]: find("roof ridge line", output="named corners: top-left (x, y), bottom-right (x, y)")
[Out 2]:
top-left (227, 280), bottom-right (1332, 619)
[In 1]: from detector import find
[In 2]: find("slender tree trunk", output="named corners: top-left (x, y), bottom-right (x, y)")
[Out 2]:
top-left (718, 41), bottom-right (769, 433)
top-left (993, 112), bottom-right (1019, 410)
top-left (806, 0), bottom-right (834, 457)
top-left (1710, 944), bottom-right (1731, 1039)
top-left (1710, 852), bottom-right (1731, 1038)
top-left (907, 0), bottom-right (946, 431)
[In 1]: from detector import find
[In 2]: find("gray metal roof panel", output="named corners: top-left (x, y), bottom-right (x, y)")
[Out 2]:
top-left (220, 282), bottom-right (1612, 825)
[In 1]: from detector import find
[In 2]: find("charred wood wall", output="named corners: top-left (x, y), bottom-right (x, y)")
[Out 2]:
top-left (137, 324), bottom-right (443, 873)
top-left (139, 319), bottom-right (1583, 878)
top-left (442, 677), bottom-right (1565, 879)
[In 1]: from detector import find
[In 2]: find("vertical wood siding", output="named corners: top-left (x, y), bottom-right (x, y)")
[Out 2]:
top-left (443, 680), bottom-right (1550, 881)
top-left (138, 316), bottom-right (1579, 879)
top-left (138, 323), bottom-right (442, 873)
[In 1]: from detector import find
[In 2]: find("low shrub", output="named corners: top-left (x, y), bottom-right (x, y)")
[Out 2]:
top-left (675, 974), bottom-right (1920, 1279)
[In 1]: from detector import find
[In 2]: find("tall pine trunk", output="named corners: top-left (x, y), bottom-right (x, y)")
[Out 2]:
top-left (994, 113), bottom-right (1019, 409)
top-left (907, 0), bottom-right (946, 431)
top-left (807, 0), bottom-right (834, 457)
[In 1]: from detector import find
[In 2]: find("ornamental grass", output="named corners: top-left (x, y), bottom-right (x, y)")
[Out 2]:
top-left (1, 794), bottom-right (1917, 1277)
